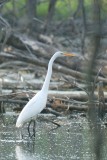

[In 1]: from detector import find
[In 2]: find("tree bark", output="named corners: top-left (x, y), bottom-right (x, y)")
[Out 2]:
top-left (26, 0), bottom-right (37, 29)
top-left (43, 0), bottom-right (57, 32)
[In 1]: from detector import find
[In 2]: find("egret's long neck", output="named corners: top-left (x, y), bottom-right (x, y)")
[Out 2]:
top-left (42, 54), bottom-right (58, 92)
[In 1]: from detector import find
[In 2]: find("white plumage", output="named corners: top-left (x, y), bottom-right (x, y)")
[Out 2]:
top-left (16, 51), bottom-right (76, 128)
top-left (16, 91), bottom-right (47, 127)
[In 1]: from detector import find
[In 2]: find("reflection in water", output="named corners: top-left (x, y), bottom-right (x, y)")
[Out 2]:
top-left (16, 144), bottom-right (41, 160)
top-left (14, 117), bottom-right (89, 160)
top-left (0, 115), bottom-right (107, 160)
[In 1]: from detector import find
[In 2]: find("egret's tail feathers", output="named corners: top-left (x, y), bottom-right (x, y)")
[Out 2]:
top-left (16, 119), bottom-right (23, 128)
top-left (16, 122), bottom-right (22, 128)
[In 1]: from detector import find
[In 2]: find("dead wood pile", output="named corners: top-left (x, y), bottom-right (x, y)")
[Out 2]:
top-left (0, 33), bottom-right (107, 115)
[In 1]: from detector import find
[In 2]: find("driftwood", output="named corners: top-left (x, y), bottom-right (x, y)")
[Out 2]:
top-left (0, 90), bottom-right (100, 100)
top-left (0, 90), bottom-right (89, 100)
top-left (0, 90), bottom-right (88, 116)
top-left (0, 33), bottom-right (106, 83)
top-left (0, 33), bottom-right (107, 116)
top-left (0, 90), bottom-right (106, 105)
top-left (1, 49), bottom-right (107, 84)
top-left (0, 89), bottom-right (107, 116)
top-left (0, 80), bottom-right (80, 91)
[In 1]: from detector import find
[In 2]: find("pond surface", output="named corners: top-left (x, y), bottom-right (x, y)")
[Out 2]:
top-left (0, 113), bottom-right (107, 160)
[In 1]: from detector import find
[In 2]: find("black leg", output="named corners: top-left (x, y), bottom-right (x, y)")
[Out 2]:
top-left (41, 117), bottom-right (60, 130)
top-left (0, 102), bottom-right (5, 125)
top-left (27, 120), bottom-right (36, 138)
top-left (43, 117), bottom-right (60, 127)
top-left (32, 120), bottom-right (36, 138)
top-left (28, 120), bottom-right (32, 137)
top-left (50, 120), bottom-right (60, 127)
top-left (20, 129), bottom-right (24, 139)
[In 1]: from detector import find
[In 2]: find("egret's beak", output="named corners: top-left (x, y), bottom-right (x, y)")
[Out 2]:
top-left (64, 52), bottom-right (77, 57)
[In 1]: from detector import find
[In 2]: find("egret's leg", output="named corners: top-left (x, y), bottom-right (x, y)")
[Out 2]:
top-left (43, 117), bottom-right (60, 127)
top-left (20, 129), bottom-right (23, 139)
top-left (28, 120), bottom-right (36, 138)
top-left (50, 120), bottom-right (60, 127)
top-left (0, 102), bottom-right (5, 126)
top-left (32, 120), bottom-right (36, 138)
top-left (28, 120), bottom-right (32, 137)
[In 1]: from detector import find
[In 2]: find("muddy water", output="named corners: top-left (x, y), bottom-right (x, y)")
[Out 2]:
top-left (0, 113), bottom-right (107, 160)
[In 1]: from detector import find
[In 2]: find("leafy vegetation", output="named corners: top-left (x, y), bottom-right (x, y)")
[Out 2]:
top-left (1, 0), bottom-right (107, 21)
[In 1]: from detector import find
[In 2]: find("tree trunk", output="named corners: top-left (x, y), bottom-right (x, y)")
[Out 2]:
top-left (26, 0), bottom-right (37, 29)
top-left (43, 0), bottom-right (57, 32)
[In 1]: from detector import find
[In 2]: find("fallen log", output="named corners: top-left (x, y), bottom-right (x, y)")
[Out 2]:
top-left (7, 33), bottom-right (79, 70)
top-left (1, 50), bottom-right (107, 85)
top-left (0, 90), bottom-right (107, 101)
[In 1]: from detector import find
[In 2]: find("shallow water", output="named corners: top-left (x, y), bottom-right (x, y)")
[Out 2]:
top-left (0, 113), bottom-right (107, 160)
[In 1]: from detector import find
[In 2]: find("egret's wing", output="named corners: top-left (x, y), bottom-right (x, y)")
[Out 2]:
top-left (16, 91), bottom-right (47, 127)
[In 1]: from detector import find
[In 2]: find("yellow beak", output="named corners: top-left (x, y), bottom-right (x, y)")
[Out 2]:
top-left (64, 52), bottom-right (77, 57)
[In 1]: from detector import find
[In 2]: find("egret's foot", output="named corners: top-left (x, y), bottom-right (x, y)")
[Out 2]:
top-left (51, 120), bottom-right (61, 127)
top-left (50, 120), bottom-right (61, 131)
top-left (45, 118), bottom-right (61, 127)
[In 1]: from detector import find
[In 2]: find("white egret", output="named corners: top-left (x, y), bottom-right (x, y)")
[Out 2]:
top-left (16, 51), bottom-right (76, 137)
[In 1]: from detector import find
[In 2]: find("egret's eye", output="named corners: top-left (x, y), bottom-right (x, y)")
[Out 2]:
top-left (60, 52), bottom-right (64, 55)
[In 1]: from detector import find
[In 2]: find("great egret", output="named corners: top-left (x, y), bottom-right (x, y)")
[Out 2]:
top-left (16, 51), bottom-right (76, 137)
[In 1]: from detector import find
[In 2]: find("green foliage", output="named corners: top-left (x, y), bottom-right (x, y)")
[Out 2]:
top-left (55, 0), bottom-right (78, 19)
top-left (7, 0), bottom-right (26, 8)
top-left (36, 0), bottom-right (78, 20)
top-left (1, 0), bottom-right (107, 20)
top-left (84, 0), bottom-right (93, 6)
top-left (102, 0), bottom-right (107, 12)
top-left (37, 1), bottom-right (49, 17)
top-left (2, 0), bottom-right (26, 16)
